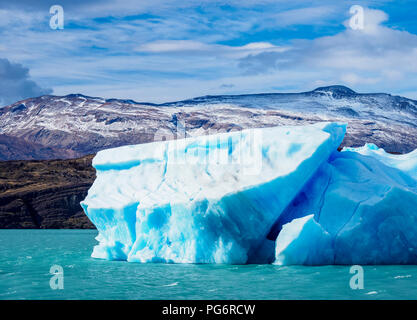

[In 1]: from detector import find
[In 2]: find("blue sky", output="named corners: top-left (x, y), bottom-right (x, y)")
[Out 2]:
top-left (1, 0), bottom-right (417, 105)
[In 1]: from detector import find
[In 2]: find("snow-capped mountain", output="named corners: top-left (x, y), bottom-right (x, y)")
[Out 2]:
top-left (1, 85), bottom-right (416, 160)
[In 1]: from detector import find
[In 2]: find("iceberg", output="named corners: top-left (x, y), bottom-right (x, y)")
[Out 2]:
top-left (81, 122), bottom-right (346, 263)
top-left (274, 150), bottom-right (417, 265)
top-left (81, 121), bottom-right (417, 265)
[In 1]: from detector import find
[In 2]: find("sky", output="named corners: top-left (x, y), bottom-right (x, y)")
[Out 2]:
top-left (1, 0), bottom-right (417, 105)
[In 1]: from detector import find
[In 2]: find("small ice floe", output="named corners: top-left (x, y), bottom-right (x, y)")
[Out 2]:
top-left (366, 291), bottom-right (378, 295)
top-left (394, 275), bottom-right (412, 279)
top-left (161, 282), bottom-right (179, 287)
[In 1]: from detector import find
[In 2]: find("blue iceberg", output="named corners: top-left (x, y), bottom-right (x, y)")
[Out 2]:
top-left (81, 123), bottom-right (345, 263)
top-left (81, 122), bottom-right (417, 265)
top-left (274, 149), bottom-right (417, 265)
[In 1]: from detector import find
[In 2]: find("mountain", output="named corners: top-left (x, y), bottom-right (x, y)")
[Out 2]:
top-left (1, 85), bottom-right (417, 161)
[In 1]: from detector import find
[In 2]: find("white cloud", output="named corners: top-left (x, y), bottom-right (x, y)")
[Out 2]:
top-left (273, 6), bottom-right (336, 27)
top-left (239, 7), bottom-right (417, 96)
top-left (136, 40), bottom-right (212, 53)
top-left (239, 42), bottom-right (277, 50)
top-left (343, 7), bottom-right (389, 34)
top-left (135, 40), bottom-right (287, 59)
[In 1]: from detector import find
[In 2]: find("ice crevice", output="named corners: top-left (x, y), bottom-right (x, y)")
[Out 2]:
top-left (81, 123), bottom-right (417, 265)
top-left (315, 173), bottom-right (332, 223)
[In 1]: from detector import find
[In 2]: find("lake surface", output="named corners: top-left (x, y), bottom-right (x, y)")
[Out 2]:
top-left (1, 229), bottom-right (417, 300)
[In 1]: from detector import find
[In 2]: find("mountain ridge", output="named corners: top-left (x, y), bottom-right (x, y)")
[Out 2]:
top-left (1, 85), bottom-right (417, 161)
top-left (4, 85), bottom-right (415, 108)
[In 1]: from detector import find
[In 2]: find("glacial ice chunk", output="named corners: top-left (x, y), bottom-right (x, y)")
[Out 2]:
top-left (344, 143), bottom-right (417, 180)
top-left (274, 149), bottom-right (417, 265)
top-left (275, 215), bottom-right (333, 265)
top-left (81, 122), bottom-right (346, 263)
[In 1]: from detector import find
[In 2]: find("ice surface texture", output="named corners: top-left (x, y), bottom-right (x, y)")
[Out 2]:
top-left (274, 149), bottom-right (417, 265)
top-left (81, 122), bottom-right (417, 265)
top-left (81, 123), bottom-right (345, 263)
top-left (344, 143), bottom-right (417, 180)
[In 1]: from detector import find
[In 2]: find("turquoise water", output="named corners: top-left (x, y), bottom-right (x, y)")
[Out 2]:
top-left (1, 230), bottom-right (417, 300)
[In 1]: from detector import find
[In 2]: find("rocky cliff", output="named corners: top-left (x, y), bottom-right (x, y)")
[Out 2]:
top-left (0, 155), bottom-right (95, 228)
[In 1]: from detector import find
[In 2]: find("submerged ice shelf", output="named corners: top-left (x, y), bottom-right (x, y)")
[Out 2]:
top-left (81, 123), bottom-right (417, 265)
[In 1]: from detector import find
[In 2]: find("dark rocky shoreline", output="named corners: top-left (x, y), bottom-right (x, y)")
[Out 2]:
top-left (0, 155), bottom-right (95, 228)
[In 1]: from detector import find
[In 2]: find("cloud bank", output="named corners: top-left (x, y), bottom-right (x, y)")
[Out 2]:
top-left (0, 58), bottom-right (52, 106)
top-left (239, 8), bottom-right (417, 85)
top-left (0, 1), bottom-right (416, 102)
